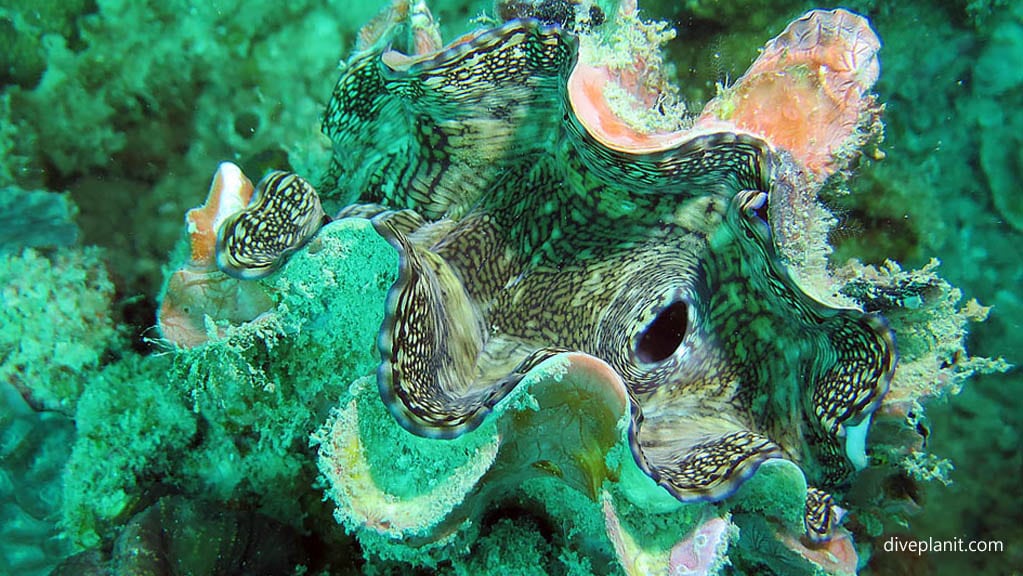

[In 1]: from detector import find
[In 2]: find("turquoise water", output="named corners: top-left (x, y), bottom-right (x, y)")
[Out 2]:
top-left (1, 1), bottom-right (1019, 575)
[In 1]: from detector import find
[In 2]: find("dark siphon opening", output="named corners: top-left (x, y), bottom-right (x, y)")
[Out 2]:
top-left (635, 300), bottom-right (688, 363)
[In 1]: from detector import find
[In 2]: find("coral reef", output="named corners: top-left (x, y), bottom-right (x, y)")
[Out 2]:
top-left (0, 247), bottom-right (118, 413)
top-left (162, 2), bottom-right (909, 573)
top-left (0, 244), bottom-right (118, 574)
top-left (0, 0), bottom-right (373, 320)
top-left (0, 0), bottom-right (1019, 575)
top-left (61, 354), bottom-right (197, 548)
top-left (63, 217), bottom-right (397, 551)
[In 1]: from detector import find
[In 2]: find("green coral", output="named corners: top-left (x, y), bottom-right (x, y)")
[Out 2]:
top-left (0, 94), bottom-right (29, 186)
top-left (354, 376), bottom-right (490, 503)
top-left (172, 219), bottom-right (396, 518)
top-left (0, 0), bottom-right (370, 305)
top-left (518, 478), bottom-right (621, 575)
top-left (445, 517), bottom-right (595, 576)
top-left (731, 514), bottom-right (825, 576)
top-left (62, 219), bottom-right (397, 551)
top-left (0, 0), bottom-right (94, 90)
top-left (0, 186), bottom-right (80, 250)
top-left (0, 247), bottom-right (118, 413)
top-left (62, 354), bottom-right (197, 548)
top-left (6, 0), bottom-right (342, 180)
top-left (608, 491), bottom-right (706, 555)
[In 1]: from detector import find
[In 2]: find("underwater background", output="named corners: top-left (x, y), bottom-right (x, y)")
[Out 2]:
top-left (0, 0), bottom-right (1019, 575)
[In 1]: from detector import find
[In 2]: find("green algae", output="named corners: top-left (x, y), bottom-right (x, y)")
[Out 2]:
top-left (731, 513), bottom-right (827, 576)
top-left (353, 376), bottom-right (492, 502)
top-left (169, 219), bottom-right (396, 517)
